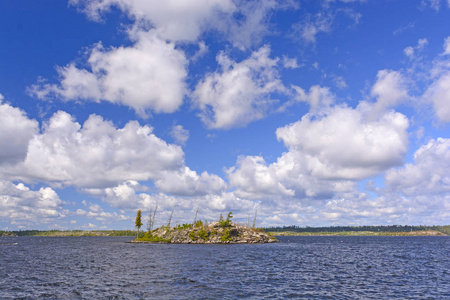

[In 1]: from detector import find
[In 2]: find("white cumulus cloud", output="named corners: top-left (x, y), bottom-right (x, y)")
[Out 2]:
top-left (423, 72), bottom-right (450, 123)
top-left (226, 155), bottom-right (295, 200)
top-left (218, 0), bottom-right (282, 50)
top-left (370, 69), bottom-right (409, 118)
top-left (0, 180), bottom-right (65, 222)
top-left (291, 85), bottom-right (335, 114)
top-left (2, 111), bottom-right (184, 188)
top-left (30, 30), bottom-right (188, 117)
top-left (77, 201), bottom-right (128, 221)
top-left (0, 100), bottom-right (39, 165)
top-left (154, 167), bottom-right (227, 196)
top-left (0, 103), bottom-right (229, 207)
top-left (70, 0), bottom-right (235, 42)
top-left (385, 138), bottom-right (450, 197)
top-left (276, 104), bottom-right (409, 180)
top-left (193, 46), bottom-right (285, 129)
top-left (228, 103), bottom-right (409, 201)
top-left (101, 181), bottom-right (253, 227)
top-left (70, 0), bottom-right (286, 49)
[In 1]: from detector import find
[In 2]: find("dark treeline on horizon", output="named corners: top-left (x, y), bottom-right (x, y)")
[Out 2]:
top-left (0, 230), bottom-right (137, 237)
top-left (265, 225), bottom-right (450, 235)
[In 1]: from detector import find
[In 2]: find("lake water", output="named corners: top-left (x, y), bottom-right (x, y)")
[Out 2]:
top-left (0, 236), bottom-right (449, 299)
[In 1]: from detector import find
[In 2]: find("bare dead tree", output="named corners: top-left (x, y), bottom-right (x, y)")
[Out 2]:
top-left (147, 209), bottom-right (152, 232)
top-left (252, 208), bottom-right (258, 229)
top-left (167, 211), bottom-right (174, 228)
top-left (192, 206), bottom-right (199, 227)
top-left (147, 203), bottom-right (158, 232)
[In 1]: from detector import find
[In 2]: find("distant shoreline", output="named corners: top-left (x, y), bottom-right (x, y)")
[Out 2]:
top-left (271, 230), bottom-right (447, 236)
top-left (266, 225), bottom-right (450, 236)
top-left (0, 230), bottom-right (137, 237)
top-left (1, 231), bottom-right (447, 237)
top-left (2, 226), bottom-right (449, 237)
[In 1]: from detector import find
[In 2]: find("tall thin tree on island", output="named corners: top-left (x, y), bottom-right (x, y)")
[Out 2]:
top-left (135, 209), bottom-right (143, 238)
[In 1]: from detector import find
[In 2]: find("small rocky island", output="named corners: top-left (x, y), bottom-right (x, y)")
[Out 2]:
top-left (132, 212), bottom-right (278, 244)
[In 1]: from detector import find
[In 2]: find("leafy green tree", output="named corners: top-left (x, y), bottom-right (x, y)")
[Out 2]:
top-left (219, 212), bottom-right (233, 228)
top-left (135, 209), bottom-right (143, 237)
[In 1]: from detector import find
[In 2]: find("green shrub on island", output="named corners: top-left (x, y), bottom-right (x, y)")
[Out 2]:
top-left (137, 232), bottom-right (171, 243)
top-left (176, 223), bottom-right (191, 230)
top-left (219, 212), bottom-right (233, 228)
top-left (221, 228), bottom-right (231, 242)
top-left (198, 227), bottom-right (209, 241)
top-left (188, 231), bottom-right (198, 241)
top-left (194, 220), bottom-right (204, 228)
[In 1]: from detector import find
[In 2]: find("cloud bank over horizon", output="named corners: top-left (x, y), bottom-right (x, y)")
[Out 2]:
top-left (0, 0), bottom-right (449, 230)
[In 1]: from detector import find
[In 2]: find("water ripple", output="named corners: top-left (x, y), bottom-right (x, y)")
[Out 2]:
top-left (0, 236), bottom-right (449, 299)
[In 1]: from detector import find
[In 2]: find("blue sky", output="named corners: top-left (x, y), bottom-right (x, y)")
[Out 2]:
top-left (0, 0), bottom-right (449, 230)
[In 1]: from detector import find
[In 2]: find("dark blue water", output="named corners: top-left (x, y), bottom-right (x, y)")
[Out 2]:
top-left (0, 236), bottom-right (449, 299)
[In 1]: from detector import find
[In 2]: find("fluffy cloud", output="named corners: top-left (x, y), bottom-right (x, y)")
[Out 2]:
top-left (398, 36), bottom-right (450, 124)
top-left (0, 180), bottom-right (65, 222)
top-left (0, 99), bottom-right (39, 165)
top-left (423, 72), bottom-right (450, 122)
top-left (276, 104), bottom-right (409, 179)
top-left (70, 0), bottom-right (235, 42)
top-left (319, 192), bottom-right (449, 226)
top-left (294, 12), bottom-right (332, 44)
top-left (101, 181), bottom-right (253, 226)
top-left (70, 0), bottom-right (285, 49)
top-left (193, 46), bottom-right (285, 129)
top-left (227, 156), bottom-right (295, 199)
top-left (282, 56), bottom-right (300, 69)
top-left (0, 103), bottom-right (228, 211)
top-left (3, 111), bottom-right (184, 188)
top-left (291, 85), bottom-right (335, 114)
top-left (30, 30), bottom-right (187, 116)
top-left (385, 138), bottom-right (450, 197)
top-left (100, 167), bottom-right (226, 208)
top-left (170, 125), bottom-right (189, 146)
top-left (102, 180), bottom-right (149, 210)
top-left (218, 0), bottom-right (281, 50)
top-left (259, 180), bottom-right (448, 226)
top-left (154, 167), bottom-right (227, 196)
top-left (32, 0), bottom-right (291, 121)
top-left (76, 202), bottom-right (128, 222)
top-left (103, 181), bottom-right (195, 211)
top-left (228, 103), bottom-right (409, 201)
top-left (228, 150), bottom-right (358, 201)
top-left (370, 69), bottom-right (409, 118)
top-left (332, 76), bottom-right (347, 89)
top-left (444, 36), bottom-right (450, 55)
top-left (414, 36), bottom-right (450, 123)
top-left (403, 38), bottom-right (428, 59)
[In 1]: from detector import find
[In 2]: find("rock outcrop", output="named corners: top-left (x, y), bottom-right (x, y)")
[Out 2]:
top-left (132, 222), bottom-right (278, 244)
